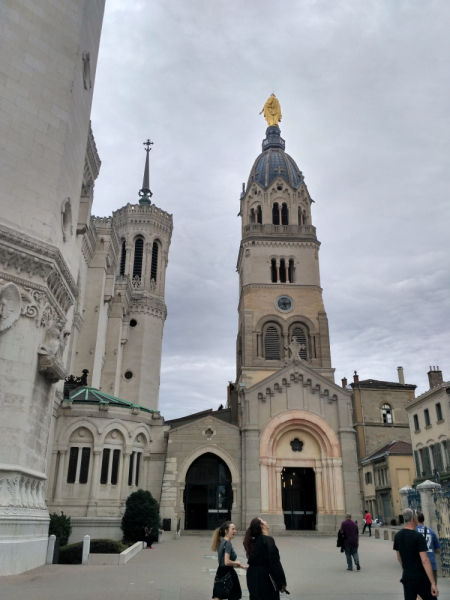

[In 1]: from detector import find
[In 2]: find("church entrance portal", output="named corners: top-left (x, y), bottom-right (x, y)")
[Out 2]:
top-left (184, 453), bottom-right (232, 530)
top-left (282, 467), bottom-right (316, 530)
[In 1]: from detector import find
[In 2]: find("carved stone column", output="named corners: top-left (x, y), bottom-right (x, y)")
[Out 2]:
top-left (54, 450), bottom-right (67, 503)
top-left (121, 452), bottom-right (131, 500)
top-left (314, 466), bottom-right (324, 513)
top-left (275, 466), bottom-right (283, 513)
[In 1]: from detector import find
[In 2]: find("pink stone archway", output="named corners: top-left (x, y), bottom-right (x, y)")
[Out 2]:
top-left (259, 410), bottom-right (345, 522)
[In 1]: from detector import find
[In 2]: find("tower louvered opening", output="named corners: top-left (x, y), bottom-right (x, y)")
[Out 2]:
top-left (133, 238), bottom-right (144, 278)
top-left (292, 327), bottom-right (307, 360)
top-left (120, 240), bottom-right (126, 275)
top-left (289, 259), bottom-right (295, 282)
top-left (279, 259), bottom-right (286, 283)
top-left (257, 205), bottom-right (262, 224)
top-left (272, 202), bottom-right (280, 225)
top-left (271, 259), bottom-right (277, 283)
top-left (281, 203), bottom-right (289, 225)
top-left (151, 241), bottom-right (159, 281)
top-left (265, 326), bottom-right (280, 360)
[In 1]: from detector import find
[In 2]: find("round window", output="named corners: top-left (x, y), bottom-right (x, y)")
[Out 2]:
top-left (124, 371), bottom-right (133, 380)
top-left (129, 319), bottom-right (137, 328)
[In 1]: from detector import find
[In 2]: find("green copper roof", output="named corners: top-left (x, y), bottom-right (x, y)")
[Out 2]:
top-left (67, 386), bottom-right (156, 414)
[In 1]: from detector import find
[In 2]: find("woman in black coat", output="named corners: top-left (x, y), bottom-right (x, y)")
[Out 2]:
top-left (243, 518), bottom-right (287, 600)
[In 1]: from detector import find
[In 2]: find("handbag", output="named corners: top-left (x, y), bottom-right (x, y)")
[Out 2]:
top-left (214, 544), bottom-right (234, 596)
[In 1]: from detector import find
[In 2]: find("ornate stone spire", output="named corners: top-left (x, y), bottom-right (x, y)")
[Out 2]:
top-left (139, 138), bottom-right (153, 206)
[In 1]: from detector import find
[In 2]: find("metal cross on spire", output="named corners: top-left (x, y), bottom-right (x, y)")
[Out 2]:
top-left (139, 138), bottom-right (154, 206)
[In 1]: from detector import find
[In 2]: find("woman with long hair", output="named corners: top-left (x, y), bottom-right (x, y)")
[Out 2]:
top-left (211, 521), bottom-right (247, 600)
top-left (243, 518), bottom-right (286, 600)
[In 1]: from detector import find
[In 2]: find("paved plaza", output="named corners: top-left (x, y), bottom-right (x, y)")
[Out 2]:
top-left (2, 534), bottom-right (450, 600)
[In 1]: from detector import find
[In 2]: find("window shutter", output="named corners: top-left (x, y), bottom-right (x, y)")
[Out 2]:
top-left (133, 238), bottom-right (144, 278)
top-left (67, 447), bottom-right (79, 484)
top-left (79, 447), bottom-right (91, 484)
top-left (151, 242), bottom-right (158, 281)
top-left (120, 241), bottom-right (126, 275)
top-left (100, 448), bottom-right (110, 484)
top-left (111, 449), bottom-right (120, 485)
top-left (264, 326), bottom-right (280, 360)
top-left (414, 451), bottom-right (421, 478)
top-left (432, 443), bottom-right (444, 473)
top-left (135, 452), bottom-right (141, 486)
top-left (128, 452), bottom-right (135, 486)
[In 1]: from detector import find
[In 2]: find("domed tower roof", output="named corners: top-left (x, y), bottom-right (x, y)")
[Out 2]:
top-left (247, 126), bottom-right (304, 191)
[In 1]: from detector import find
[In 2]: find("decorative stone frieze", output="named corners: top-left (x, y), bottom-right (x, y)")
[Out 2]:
top-left (0, 278), bottom-right (61, 332)
top-left (0, 223), bottom-right (78, 314)
top-left (0, 466), bottom-right (48, 516)
top-left (129, 296), bottom-right (167, 321)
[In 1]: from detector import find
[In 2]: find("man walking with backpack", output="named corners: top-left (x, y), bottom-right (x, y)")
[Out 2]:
top-left (393, 508), bottom-right (439, 599)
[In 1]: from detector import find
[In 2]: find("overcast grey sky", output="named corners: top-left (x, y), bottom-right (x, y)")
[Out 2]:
top-left (91, 0), bottom-right (450, 420)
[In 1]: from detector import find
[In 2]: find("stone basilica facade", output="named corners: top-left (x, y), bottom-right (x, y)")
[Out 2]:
top-left (0, 1), bottom-right (370, 577)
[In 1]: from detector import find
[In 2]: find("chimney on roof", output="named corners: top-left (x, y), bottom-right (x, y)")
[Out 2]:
top-left (353, 371), bottom-right (359, 383)
top-left (341, 377), bottom-right (347, 388)
top-left (397, 366), bottom-right (405, 385)
top-left (428, 366), bottom-right (443, 389)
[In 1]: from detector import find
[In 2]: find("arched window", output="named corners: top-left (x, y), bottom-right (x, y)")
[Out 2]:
top-left (66, 428), bottom-right (93, 485)
top-left (264, 326), bottom-right (280, 360)
top-left (119, 240), bottom-right (126, 276)
top-left (250, 208), bottom-right (255, 223)
top-left (281, 203), bottom-right (289, 225)
top-left (270, 259), bottom-right (277, 283)
top-left (151, 241), bottom-right (159, 281)
top-left (288, 259), bottom-right (295, 283)
top-left (298, 208), bottom-right (303, 225)
top-left (257, 205), bottom-right (262, 224)
top-left (279, 259), bottom-right (286, 283)
top-left (133, 238), bottom-right (144, 278)
top-left (292, 326), bottom-right (308, 360)
top-left (272, 202), bottom-right (280, 225)
top-left (382, 404), bottom-right (393, 424)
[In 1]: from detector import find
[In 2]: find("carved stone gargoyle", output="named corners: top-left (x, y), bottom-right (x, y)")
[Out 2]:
top-left (37, 320), bottom-right (69, 383)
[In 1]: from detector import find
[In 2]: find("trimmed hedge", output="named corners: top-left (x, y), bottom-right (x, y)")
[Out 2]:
top-left (58, 538), bottom-right (127, 564)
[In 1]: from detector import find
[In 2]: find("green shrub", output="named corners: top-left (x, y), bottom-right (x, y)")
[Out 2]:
top-left (49, 512), bottom-right (72, 546)
top-left (121, 489), bottom-right (160, 544)
top-left (90, 539), bottom-right (127, 554)
top-left (58, 539), bottom-right (127, 564)
top-left (59, 541), bottom-right (82, 564)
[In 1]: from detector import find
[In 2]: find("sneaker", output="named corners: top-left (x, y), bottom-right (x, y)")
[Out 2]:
top-left (347, 568), bottom-right (353, 571)
top-left (356, 562), bottom-right (361, 571)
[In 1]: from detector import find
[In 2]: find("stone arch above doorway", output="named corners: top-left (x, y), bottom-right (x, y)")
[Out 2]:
top-left (178, 444), bottom-right (240, 484)
top-left (259, 410), bottom-right (344, 532)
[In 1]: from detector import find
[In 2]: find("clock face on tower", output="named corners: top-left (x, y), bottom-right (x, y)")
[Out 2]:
top-left (276, 295), bottom-right (293, 312)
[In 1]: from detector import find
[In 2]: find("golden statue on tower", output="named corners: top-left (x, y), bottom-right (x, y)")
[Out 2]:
top-left (260, 94), bottom-right (282, 127)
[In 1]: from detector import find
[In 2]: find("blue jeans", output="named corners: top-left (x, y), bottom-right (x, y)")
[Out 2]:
top-left (345, 546), bottom-right (360, 570)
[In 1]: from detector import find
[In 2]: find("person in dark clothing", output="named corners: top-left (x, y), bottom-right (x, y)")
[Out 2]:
top-left (243, 517), bottom-right (287, 600)
top-left (212, 521), bottom-right (247, 600)
top-left (393, 508), bottom-right (438, 600)
top-left (340, 513), bottom-right (361, 571)
top-left (142, 525), bottom-right (154, 548)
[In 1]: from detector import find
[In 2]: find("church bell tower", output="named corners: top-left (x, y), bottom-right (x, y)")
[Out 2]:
top-left (236, 100), bottom-right (334, 388)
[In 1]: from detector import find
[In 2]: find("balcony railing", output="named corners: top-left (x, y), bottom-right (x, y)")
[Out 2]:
top-left (243, 223), bottom-right (316, 237)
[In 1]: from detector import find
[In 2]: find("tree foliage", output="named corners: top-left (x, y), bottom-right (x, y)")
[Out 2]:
top-left (49, 512), bottom-right (72, 546)
top-left (121, 489), bottom-right (160, 543)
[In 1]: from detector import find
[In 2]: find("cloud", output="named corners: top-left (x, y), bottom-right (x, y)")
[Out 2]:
top-left (91, 0), bottom-right (450, 419)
